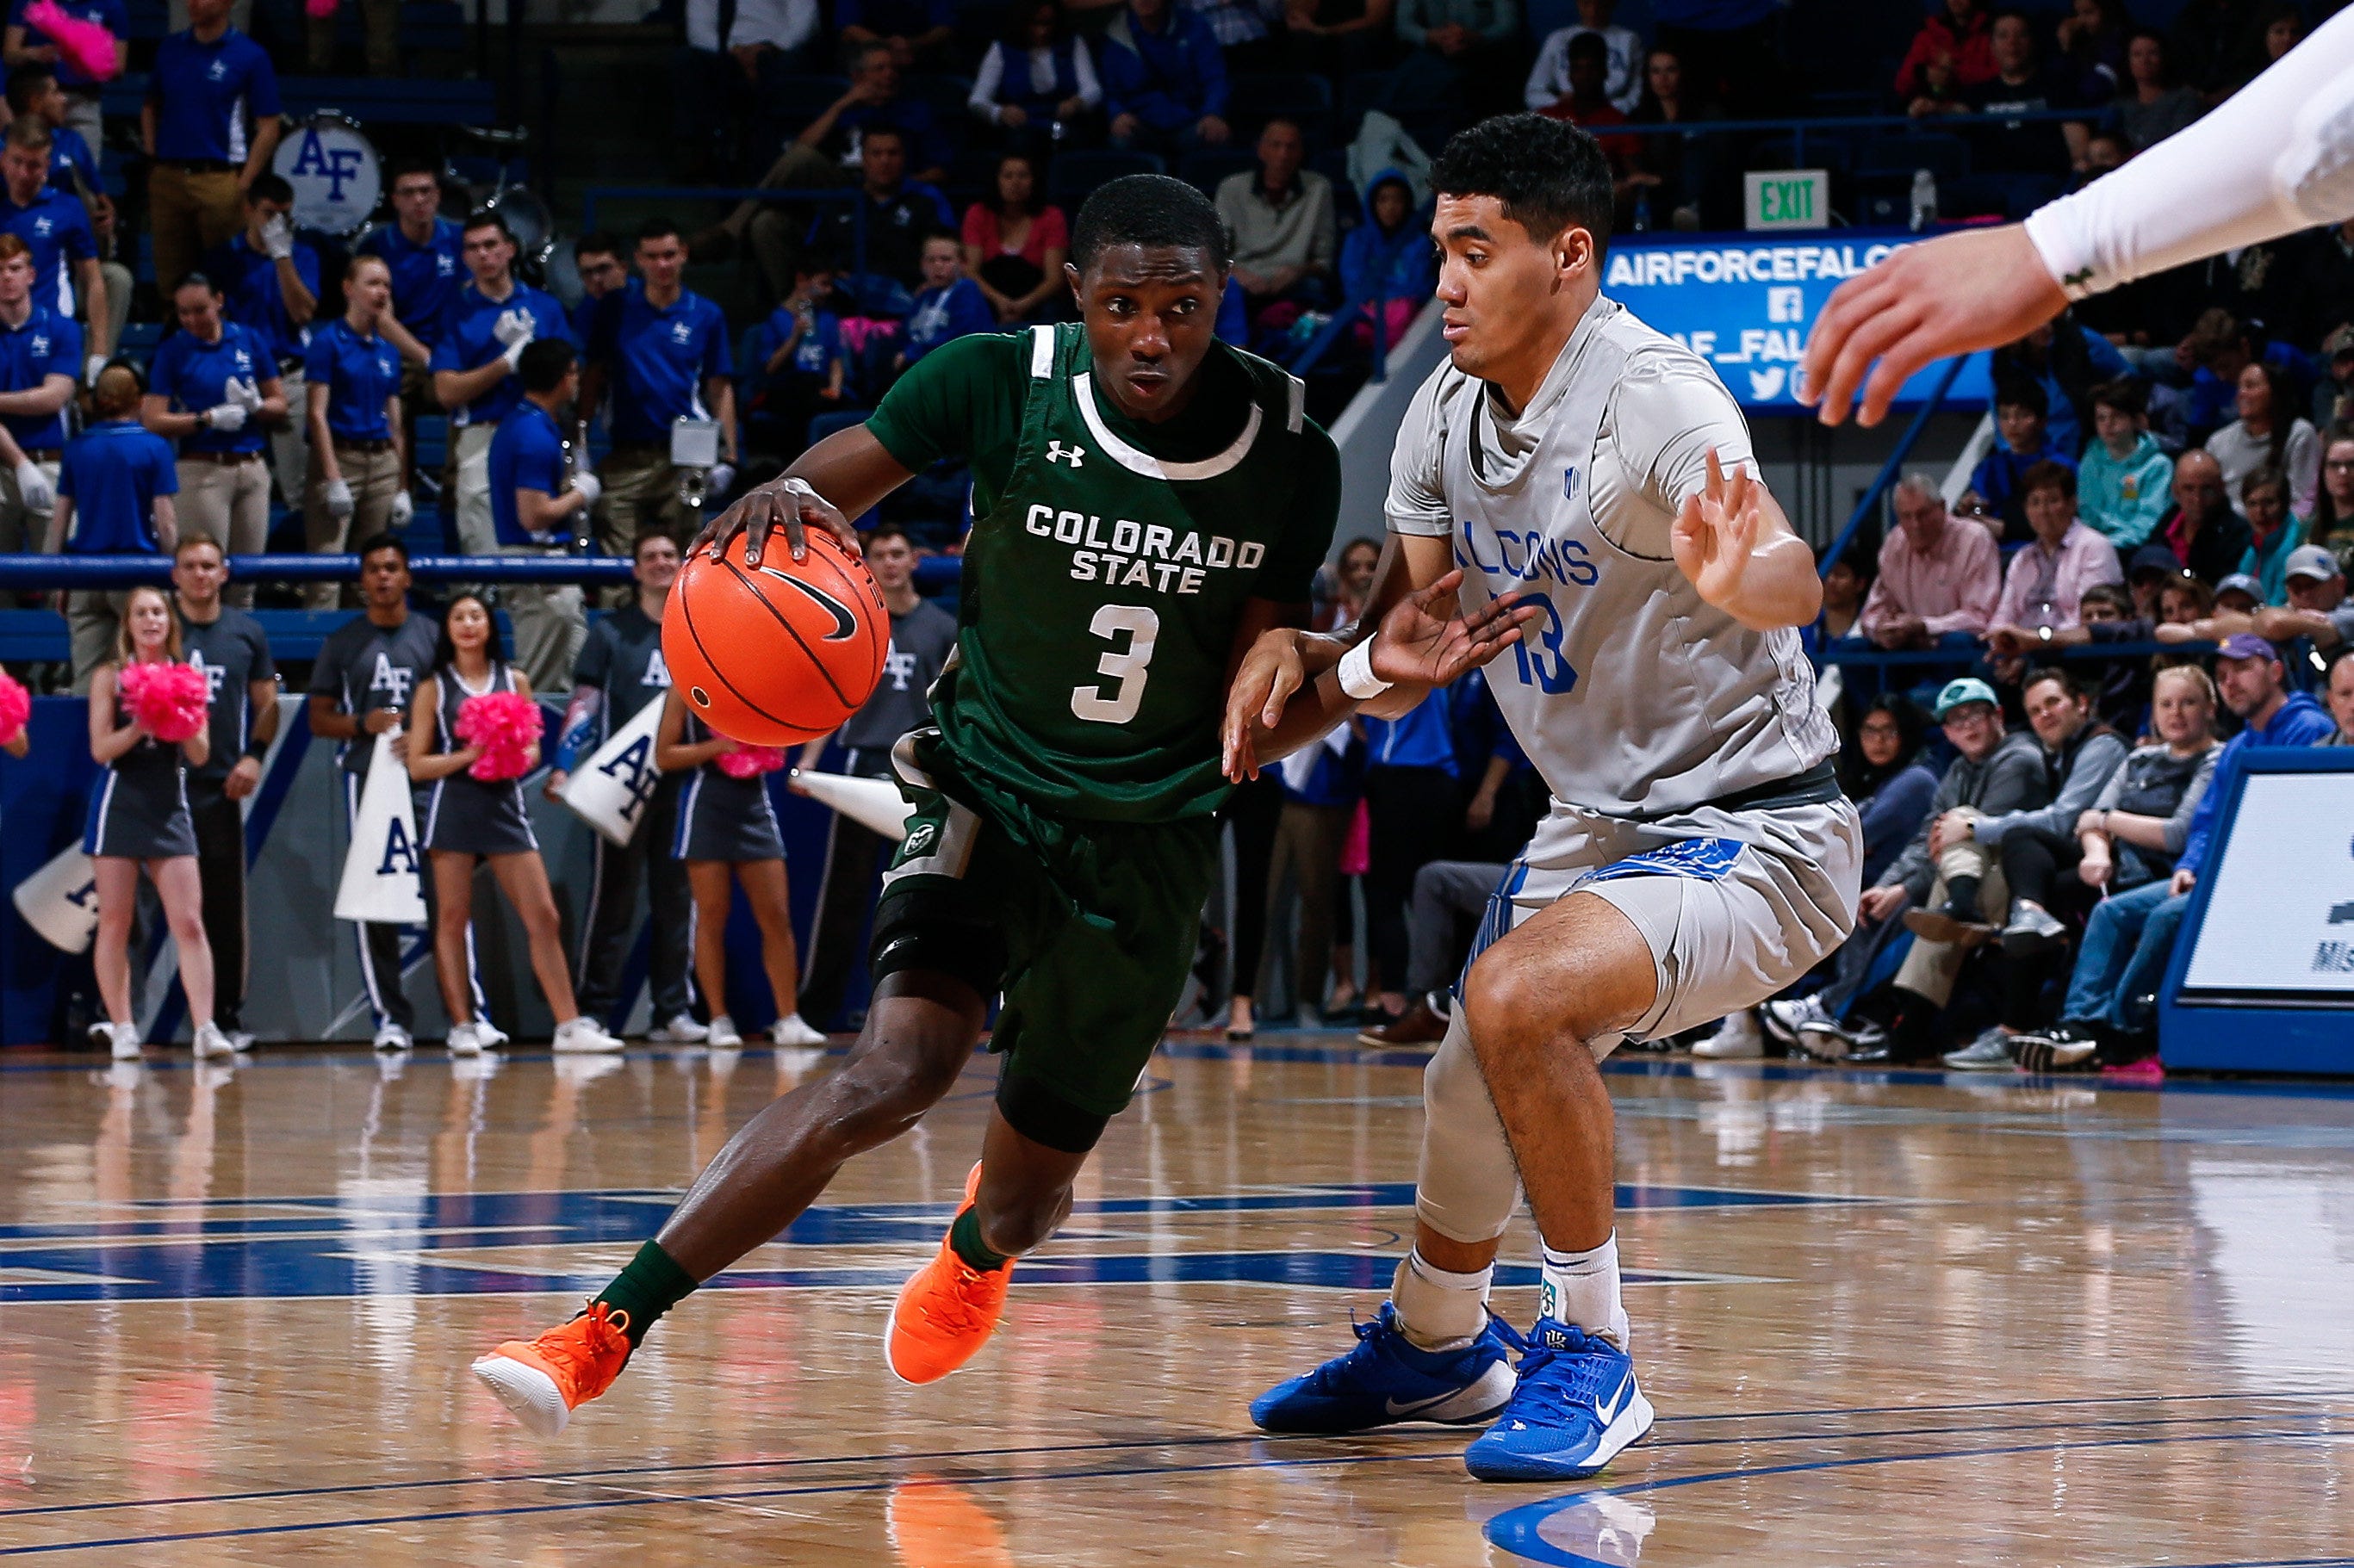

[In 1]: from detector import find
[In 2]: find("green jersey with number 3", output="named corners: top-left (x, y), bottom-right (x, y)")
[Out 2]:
top-left (863, 323), bottom-right (1339, 828)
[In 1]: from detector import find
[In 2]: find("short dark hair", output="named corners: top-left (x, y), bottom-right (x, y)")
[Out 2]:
top-left (1566, 30), bottom-right (1610, 65)
top-left (246, 171), bottom-right (293, 208)
top-left (2090, 375), bottom-right (2146, 418)
top-left (3, 64), bottom-right (53, 115)
top-left (859, 121), bottom-right (907, 149)
top-left (387, 157), bottom-right (439, 188)
top-left (171, 270), bottom-right (220, 299)
top-left (866, 522), bottom-right (915, 550)
top-left (2079, 582), bottom-right (2134, 618)
top-left (2022, 665), bottom-right (2085, 702)
top-left (519, 338), bottom-right (577, 394)
top-left (2021, 459), bottom-right (2076, 501)
top-left (574, 230), bottom-right (622, 262)
top-left (635, 214), bottom-right (683, 246)
top-left (356, 531), bottom-right (409, 567)
top-left (1995, 377), bottom-right (2048, 418)
top-left (2242, 463), bottom-right (2289, 505)
top-left (462, 208), bottom-right (514, 244)
top-left (1070, 173), bottom-right (1232, 274)
top-left (1431, 114), bottom-right (1615, 261)
top-left (633, 528), bottom-right (680, 560)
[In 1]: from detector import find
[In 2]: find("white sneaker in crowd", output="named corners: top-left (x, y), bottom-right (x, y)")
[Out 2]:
top-left (227, 1030), bottom-right (256, 1053)
top-left (446, 1020), bottom-right (483, 1057)
top-left (473, 1020), bottom-right (511, 1050)
top-left (191, 1021), bottom-right (236, 1059)
top-left (373, 1023), bottom-right (413, 1053)
top-left (552, 1016), bottom-right (625, 1053)
top-left (1761, 995), bottom-right (1829, 1044)
top-left (1691, 1009), bottom-right (1766, 1059)
top-left (705, 1014), bottom-right (744, 1048)
top-left (649, 1014), bottom-right (709, 1044)
top-left (770, 1013), bottom-right (826, 1048)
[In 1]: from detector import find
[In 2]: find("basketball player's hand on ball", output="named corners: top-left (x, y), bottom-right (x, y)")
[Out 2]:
top-left (698, 476), bottom-right (860, 565)
top-left (1798, 225), bottom-right (2069, 427)
top-left (1366, 569), bottom-right (1538, 689)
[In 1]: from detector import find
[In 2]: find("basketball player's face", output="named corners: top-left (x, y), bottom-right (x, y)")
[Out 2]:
top-left (1072, 243), bottom-right (1221, 421)
top-left (1431, 195), bottom-right (1593, 388)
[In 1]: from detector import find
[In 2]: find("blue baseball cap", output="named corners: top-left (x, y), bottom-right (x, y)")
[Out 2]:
top-left (1934, 677), bottom-right (2001, 719)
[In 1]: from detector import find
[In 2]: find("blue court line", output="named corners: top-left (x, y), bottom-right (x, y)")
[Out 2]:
top-left (1483, 1427), bottom-right (2346, 1567)
top-left (3, 1401), bottom-right (2338, 1528)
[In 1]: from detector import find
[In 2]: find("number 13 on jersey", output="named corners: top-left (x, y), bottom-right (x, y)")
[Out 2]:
top-left (1071, 605), bottom-right (1160, 723)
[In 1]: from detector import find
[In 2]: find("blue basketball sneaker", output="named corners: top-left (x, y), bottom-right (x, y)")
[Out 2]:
top-left (1463, 1317), bottom-right (1654, 1482)
top-left (1250, 1305), bottom-right (1518, 1435)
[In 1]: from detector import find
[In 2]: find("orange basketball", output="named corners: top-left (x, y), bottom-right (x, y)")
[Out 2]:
top-left (662, 527), bottom-right (892, 745)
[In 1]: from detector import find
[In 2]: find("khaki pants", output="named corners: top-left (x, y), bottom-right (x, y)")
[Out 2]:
top-left (742, 145), bottom-right (852, 297)
top-left (61, 92), bottom-right (102, 164)
top-left (0, 457), bottom-right (59, 555)
top-left (596, 447), bottom-right (691, 560)
top-left (452, 422), bottom-right (500, 557)
top-left (304, 441), bottom-right (402, 610)
top-left (147, 165), bottom-right (245, 309)
top-left (269, 367), bottom-right (309, 509)
top-left (67, 588), bottom-right (129, 693)
top-left (175, 455), bottom-right (271, 606)
top-left (1892, 809), bottom-right (2005, 1008)
top-left (497, 547), bottom-right (587, 693)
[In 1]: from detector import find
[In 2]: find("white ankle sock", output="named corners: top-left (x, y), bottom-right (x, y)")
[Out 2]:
top-left (1539, 1233), bottom-right (1630, 1350)
top-left (1390, 1247), bottom-right (1494, 1352)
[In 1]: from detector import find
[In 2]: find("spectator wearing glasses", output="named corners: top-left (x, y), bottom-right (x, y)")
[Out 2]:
top-left (1857, 474), bottom-right (2002, 651)
top-left (2308, 425), bottom-right (2354, 561)
top-left (1989, 462), bottom-right (2121, 639)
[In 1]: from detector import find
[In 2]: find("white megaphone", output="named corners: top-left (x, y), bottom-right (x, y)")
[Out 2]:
top-left (791, 769), bottom-right (915, 841)
top-left (334, 732), bottom-right (428, 925)
top-left (12, 842), bottom-right (100, 953)
top-left (557, 697), bottom-right (666, 846)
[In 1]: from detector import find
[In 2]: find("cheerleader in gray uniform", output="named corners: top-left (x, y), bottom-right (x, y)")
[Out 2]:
top-left (85, 586), bottom-right (232, 1063)
top-left (656, 688), bottom-right (823, 1050)
top-left (405, 593), bottom-right (622, 1057)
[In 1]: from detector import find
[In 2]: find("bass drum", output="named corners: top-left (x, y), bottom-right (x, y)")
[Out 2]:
top-left (484, 186), bottom-right (556, 282)
top-left (271, 112), bottom-right (384, 242)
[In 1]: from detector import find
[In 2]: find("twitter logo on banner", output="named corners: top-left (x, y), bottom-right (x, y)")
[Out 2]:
top-left (1748, 368), bottom-right (1786, 400)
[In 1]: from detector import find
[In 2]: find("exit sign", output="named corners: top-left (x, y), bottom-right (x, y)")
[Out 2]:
top-left (1744, 170), bottom-right (1830, 231)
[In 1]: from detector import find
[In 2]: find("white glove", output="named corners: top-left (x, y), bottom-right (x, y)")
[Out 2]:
top-left (204, 403), bottom-right (249, 433)
top-left (14, 460), bottom-right (53, 513)
top-left (260, 213), bottom-right (295, 262)
top-left (569, 471), bottom-right (603, 510)
top-left (705, 461), bottom-right (736, 496)
top-left (324, 477), bottom-right (354, 521)
top-left (84, 354), bottom-right (106, 387)
top-left (388, 488), bottom-right (413, 527)
top-left (227, 376), bottom-right (264, 412)
top-left (492, 308), bottom-right (534, 346)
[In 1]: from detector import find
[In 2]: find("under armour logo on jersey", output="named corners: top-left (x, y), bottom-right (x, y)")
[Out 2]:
top-left (1047, 442), bottom-right (1085, 468)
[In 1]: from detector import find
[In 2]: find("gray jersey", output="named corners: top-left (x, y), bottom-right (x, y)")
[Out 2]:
top-left (1387, 294), bottom-right (1835, 819)
top-left (571, 604), bottom-right (673, 733)
top-left (840, 598), bottom-right (958, 753)
top-left (177, 606), bottom-right (276, 786)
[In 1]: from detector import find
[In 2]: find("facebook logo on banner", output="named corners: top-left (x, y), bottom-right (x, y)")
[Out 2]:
top-left (1602, 233), bottom-right (1993, 412)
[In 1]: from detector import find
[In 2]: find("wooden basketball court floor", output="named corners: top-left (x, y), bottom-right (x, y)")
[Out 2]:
top-left (2, 1035), bottom-right (2350, 1566)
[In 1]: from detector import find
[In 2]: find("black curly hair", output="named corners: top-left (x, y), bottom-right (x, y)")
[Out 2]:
top-left (1070, 174), bottom-right (1232, 275)
top-left (1430, 113), bottom-right (1614, 259)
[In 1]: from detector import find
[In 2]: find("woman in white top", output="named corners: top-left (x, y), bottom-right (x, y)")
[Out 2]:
top-left (967, 0), bottom-right (1101, 146)
top-left (2204, 359), bottom-right (2320, 518)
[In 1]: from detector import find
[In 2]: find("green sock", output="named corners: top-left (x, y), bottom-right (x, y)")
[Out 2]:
top-left (593, 1240), bottom-right (700, 1345)
top-left (948, 1208), bottom-right (1010, 1272)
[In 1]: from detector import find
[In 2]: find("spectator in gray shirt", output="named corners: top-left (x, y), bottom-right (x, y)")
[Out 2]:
top-left (1214, 117), bottom-right (1336, 321)
top-left (1960, 666), bottom-right (2129, 948)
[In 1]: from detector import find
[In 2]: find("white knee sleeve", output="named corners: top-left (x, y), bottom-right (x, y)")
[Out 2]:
top-left (1413, 1007), bottom-right (1522, 1245)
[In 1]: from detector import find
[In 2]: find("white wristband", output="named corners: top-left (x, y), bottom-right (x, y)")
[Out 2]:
top-left (1337, 639), bottom-right (1392, 701)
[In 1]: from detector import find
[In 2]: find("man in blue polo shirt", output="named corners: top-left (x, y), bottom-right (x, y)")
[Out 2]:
top-left (0, 232), bottom-right (76, 566)
top-left (4, 0), bottom-right (125, 154)
top-left (45, 363), bottom-right (175, 686)
top-left (203, 170), bottom-right (318, 508)
top-left (488, 338), bottom-right (593, 688)
top-left (356, 158), bottom-right (462, 367)
top-left (430, 208), bottom-right (572, 556)
top-left (141, 0), bottom-right (281, 311)
top-left (583, 215), bottom-right (734, 557)
top-left (7, 67), bottom-right (127, 366)
top-left (0, 120), bottom-right (101, 377)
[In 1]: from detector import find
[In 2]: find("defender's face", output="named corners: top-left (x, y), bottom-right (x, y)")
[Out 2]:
top-left (1071, 243), bottom-right (1223, 420)
top-left (1432, 195), bottom-right (1578, 381)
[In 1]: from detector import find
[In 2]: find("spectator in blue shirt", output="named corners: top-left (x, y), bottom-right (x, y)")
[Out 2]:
top-left (5, 67), bottom-right (123, 361)
top-left (203, 172), bottom-right (318, 517)
top-left (486, 338), bottom-right (593, 688)
top-left (139, 271), bottom-right (286, 604)
top-left (1961, 377), bottom-right (2077, 546)
top-left (355, 158), bottom-right (463, 366)
top-left (4, 0), bottom-right (124, 152)
top-left (1100, 0), bottom-right (1231, 152)
top-left (802, 126), bottom-right (956, 292)
top-left (898, 232), bottom-right (994, 371)
top-left (746, 259), bottom-right (846, 456)
top-left (46, 365), bottom-right (177, 686)
top-left (1339, 170), bottom-right (1433, 352)
top-left (567, 232), bottom-right (628, 350)
top-left (0, 232), bottom-right (75, 560)
top-left (839, 0), bottom-right (955, 71)
top-left (584, 217), bottom-right (736, 555)
top-left (303, 256), bottom-right (410, 609)
top-left (0, 120), bottom-right (101, 372)
top-left (141, 0), bottom-right (281, 308)
top-left (429, 208), bottom-right (573, 556)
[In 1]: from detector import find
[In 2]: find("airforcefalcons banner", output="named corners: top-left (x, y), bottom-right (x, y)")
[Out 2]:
top-left (1602, 232), bottom-right (1994, 412)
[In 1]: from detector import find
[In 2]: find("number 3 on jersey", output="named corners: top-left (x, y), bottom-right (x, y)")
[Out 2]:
top-left (1072, 604), bottom-right (1159, 723)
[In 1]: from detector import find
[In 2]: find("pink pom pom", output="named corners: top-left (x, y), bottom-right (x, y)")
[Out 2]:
top-left (455, 690), bottom-right (543, 782)
top-left (0, 669), bottom-right (29, 749)
top-left (24, 0), bottom-right (121, 81)
top-left (119, 660), bottom-right (209, 745)
top-left (716, 744), bottom-right (786, 779)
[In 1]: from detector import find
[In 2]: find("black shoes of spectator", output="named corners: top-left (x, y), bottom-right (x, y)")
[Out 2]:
top-left (2012, 1022), bottom-right (2102, 1074)
top-left (1357, 993), bottom-right (1450, 1049)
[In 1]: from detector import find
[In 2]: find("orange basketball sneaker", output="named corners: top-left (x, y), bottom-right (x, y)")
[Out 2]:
top-left (887, 1165), bottom-right (1015, 1385)
top-left (470, 1301), bottom-right (634, 1436)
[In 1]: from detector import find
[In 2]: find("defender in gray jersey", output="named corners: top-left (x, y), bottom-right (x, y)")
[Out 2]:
top-left (1230, 116), bottom-right (1862, 1483)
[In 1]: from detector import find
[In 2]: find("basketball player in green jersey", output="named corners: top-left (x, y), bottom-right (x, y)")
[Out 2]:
top-left (470, 174), bottom-right (1531, 1431)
